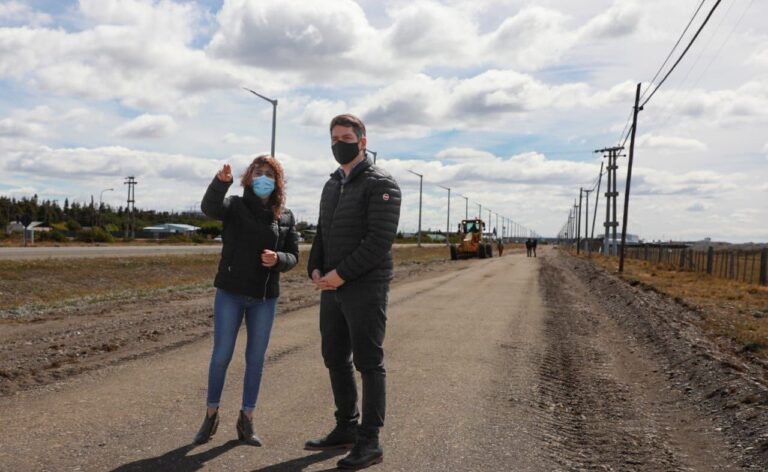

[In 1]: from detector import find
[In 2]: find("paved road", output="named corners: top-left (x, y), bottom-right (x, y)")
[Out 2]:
top-left (0, 249), bottom-right (740, 471)
top-left (0, 244), bottom-right (444, 260)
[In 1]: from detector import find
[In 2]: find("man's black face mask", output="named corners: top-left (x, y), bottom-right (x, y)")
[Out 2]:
top-left (332, 140), bottom-right (360, 165)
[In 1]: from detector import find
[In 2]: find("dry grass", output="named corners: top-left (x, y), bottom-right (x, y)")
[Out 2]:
top-left (0, 245), bottom-right (450, 312)
top-left (587, 253), bottom-right (768, 356)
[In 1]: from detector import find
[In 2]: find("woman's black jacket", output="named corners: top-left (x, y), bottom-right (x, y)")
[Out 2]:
top-left (201, 177), bottom-right (299, 299)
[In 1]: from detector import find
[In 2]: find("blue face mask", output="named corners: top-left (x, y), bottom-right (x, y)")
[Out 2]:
top-left (251, 175), bottom-right (275, 198)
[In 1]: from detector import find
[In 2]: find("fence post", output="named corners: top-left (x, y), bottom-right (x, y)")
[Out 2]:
top-left (760, 248), bottom-right (768, 286)
top-left (706, 247), bottom-right (714, 274)
top-left (729, 252), bottom-right (736, 280)
top-left (679, 249), bottom-right (685, 270)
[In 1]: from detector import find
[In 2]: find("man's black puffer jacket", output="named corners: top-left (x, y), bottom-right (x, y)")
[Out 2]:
top-left (202, 177), bottom-right (299, 299)
top-left (308, 157), bottom-right (401, 284)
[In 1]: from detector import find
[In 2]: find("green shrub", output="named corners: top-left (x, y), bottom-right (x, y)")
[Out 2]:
top-left (66, 219), bottom-right (82, 231)
top-left (166, 234), bottom-right (193, 243)
top-left (47, 230), bottom-right (68, 242)
top-left (77, 228), bottom-right (114, 243)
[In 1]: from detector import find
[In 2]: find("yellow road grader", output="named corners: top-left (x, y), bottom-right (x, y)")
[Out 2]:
top-left (449, 218), bottom-right (494, 260)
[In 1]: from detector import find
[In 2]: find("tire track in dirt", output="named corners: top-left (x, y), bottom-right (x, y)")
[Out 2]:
top-left (533, 250), bottom-right (744, 471)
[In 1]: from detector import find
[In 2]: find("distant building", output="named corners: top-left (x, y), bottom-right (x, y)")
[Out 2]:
top-left (5, 221), bottom-right (50, 243)
top-left (597, 233), bottom-right (641, 244)
top-left (426, 233), bottom-right (447, 242)
top-left (142, 223), bottom-right (200, 235)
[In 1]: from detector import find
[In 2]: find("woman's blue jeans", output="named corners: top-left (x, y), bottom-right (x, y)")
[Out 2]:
top-left (206, 288), bottom-right (277, 412)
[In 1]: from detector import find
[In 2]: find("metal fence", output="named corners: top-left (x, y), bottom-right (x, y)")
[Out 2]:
top-left (621, 245), bottom-right (768, 285)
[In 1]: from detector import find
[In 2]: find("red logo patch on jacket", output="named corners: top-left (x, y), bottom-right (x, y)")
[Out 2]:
top-left (382, 193), bottom-right (390, 201)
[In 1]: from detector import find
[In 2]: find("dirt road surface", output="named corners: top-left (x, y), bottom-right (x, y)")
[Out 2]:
top-left (1, 248), bottom-right (765, 471)
top-left (0, 244), bottom-right (443, 260)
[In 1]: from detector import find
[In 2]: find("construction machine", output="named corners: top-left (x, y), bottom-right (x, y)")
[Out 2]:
top-left (449, 218), bottom-right (493, 260)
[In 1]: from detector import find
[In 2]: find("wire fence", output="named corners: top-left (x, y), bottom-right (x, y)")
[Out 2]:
top-left (618, 244), bottom-right (768, 285)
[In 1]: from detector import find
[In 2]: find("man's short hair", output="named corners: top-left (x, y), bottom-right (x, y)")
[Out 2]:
top-left (330, 114), bottom-right (366, 139)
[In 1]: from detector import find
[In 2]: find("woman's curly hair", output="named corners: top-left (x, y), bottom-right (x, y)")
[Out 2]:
top-left (240, 155), bottom-right (285, 220)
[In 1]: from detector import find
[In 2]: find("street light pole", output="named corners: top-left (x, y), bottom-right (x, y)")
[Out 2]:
top-left (244, 88), bottom-right (278, 157)
top-left (408, 170), bottom-right (423, 247)
top-left (438, 185), bottom-right (450, 246)
top-left (460, 195), bottom-right (469, 220)
top-left (99, 188), bottom-right (114, 228)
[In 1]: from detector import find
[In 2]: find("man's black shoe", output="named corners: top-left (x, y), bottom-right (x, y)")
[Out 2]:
top-left (304, 423), bottom-right (357, 451)
top-left (337, 428), bottom-right (383, 470)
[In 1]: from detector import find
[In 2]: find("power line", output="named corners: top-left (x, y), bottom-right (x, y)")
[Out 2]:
top-left (646, 0), bottom-right (743, 130)
top-left (639, 0), bottom-right (707, 103)
top-left (640, 0), bottom-right (723, 109)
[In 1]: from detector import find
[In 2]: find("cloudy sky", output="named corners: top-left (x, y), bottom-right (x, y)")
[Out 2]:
top-left (1, 0), bottom-right (766, 242)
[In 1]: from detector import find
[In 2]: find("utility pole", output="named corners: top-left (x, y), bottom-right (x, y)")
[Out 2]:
top-left (619, 83), bottom-right (643, 273)
top-left (460, 195), bottom-right (469, 221)
top-left (438, 185), bottom-right (450, 246)
top-left (591, 163), bottom-right (604, 242)
top-left (595, 146), bottom-right (623, 255)
top-left (584, 189), bottom-right (593, 255)
top-left (124, 176), bottom-right (137, 238)
top-left (573, 199), bottom-right (579, 248)
top-left (408, 170), bottom-right (423, 247)
top-left (577, 189), bottom-right (583, 254)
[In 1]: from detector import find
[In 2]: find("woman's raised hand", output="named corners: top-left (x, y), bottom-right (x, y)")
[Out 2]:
top-left (216, 164), bottom-right (233, 183)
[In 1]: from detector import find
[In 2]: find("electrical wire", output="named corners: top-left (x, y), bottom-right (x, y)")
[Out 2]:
top-left (639, 0), bottom-right (708, 103)
top-left (654, 0), bottom-right (754, 130)
top-left (640, 0), bottom-right (723, 109)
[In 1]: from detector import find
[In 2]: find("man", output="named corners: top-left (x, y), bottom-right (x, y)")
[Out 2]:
top-left (532, 238), bottom-right (538, 257)
top-left (306, 114), bottom-right (401, 470)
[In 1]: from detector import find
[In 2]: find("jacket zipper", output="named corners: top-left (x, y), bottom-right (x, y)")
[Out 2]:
top-left (326, 183), bottom-right (344, 259)
top-left (263, 225), bottom-right (279, 301)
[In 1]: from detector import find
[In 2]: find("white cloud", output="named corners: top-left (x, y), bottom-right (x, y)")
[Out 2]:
top-left (578, 2), bottom-right (641, 40)
top-left (686, 202), bottom-right (711, 212)
top-left (0, 118), bottom-right (46, 138)
top-left (483, 7), bottom-right (572, 71)
top-left (0, 1), bottom-right (51, 27)
top-left (208, 0), bottom-right (390, 82)
top-left (221, 132), bottom-right (259, 145)
top-left (0, 0), bottom-right (269, 115)
top-left (383, 1), bottom-right (479, 66)
top-left (113, 114), bottom-right (178, 139)
top-left (436, 148), bottom-right (496, 161)
top-left (637, 133), bottom-right (707, 152)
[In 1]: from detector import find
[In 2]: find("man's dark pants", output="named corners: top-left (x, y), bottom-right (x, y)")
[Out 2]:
top-left (320, 282), bottom-right (388, 431)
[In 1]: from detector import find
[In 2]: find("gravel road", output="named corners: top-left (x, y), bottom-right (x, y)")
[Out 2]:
top-left (0, 248), bottom-right (764, 471)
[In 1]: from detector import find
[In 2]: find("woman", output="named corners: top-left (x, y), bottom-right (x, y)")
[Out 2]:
top-left (195, 155), bottom-right (299, 446)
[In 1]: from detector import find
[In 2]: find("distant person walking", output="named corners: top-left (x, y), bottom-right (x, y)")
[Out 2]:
top-left (195, 155), bottom-right (299, 446)
top-left (306, 114), bottom-right (401, 470)
top-left (531, 238), bottom-right (538, 257)
top-left (497, 239), bottom-right (504, 256)
top-left (525, 238), bottom-right (532, 257)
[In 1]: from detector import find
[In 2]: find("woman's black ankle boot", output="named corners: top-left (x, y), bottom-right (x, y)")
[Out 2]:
top-left (236, 410), bottom-right (263, 446)
top-left (194, 410), bottom-right (219, 445)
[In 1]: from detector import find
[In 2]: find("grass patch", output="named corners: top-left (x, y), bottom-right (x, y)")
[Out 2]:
top-left (0, 245), bottom-right (450, 312)
top-left (586, 253), bottom-right (768, 359)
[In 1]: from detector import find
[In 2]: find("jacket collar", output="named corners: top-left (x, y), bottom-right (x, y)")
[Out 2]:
top-left (331, 156), bottom-right (372, 184)
top-left (242, 187), bottom-right (275, 221)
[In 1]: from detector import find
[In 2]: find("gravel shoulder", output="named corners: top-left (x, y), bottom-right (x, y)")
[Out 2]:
top-left (546, 249), bottom-right (768, 470)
